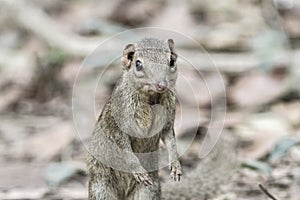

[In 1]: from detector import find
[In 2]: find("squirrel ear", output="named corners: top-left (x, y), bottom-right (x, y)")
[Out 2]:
top-left (167, 39), bottom-right (177, 61)
top-left (121, 44), bottom-right (135, 69)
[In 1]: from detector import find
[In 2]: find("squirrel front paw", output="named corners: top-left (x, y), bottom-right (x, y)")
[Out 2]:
top-left (133, 172), bottom-right (153, 186)
top-left (169, 160), bottom-right (182, 181)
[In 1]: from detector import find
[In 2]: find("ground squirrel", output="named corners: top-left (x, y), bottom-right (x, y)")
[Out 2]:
top-left (87, 38), bottom-right (236, 200)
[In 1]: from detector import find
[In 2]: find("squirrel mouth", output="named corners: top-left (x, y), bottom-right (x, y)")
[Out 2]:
top-left (148, 93), bottom-right (162, 105)
top-left (142, 84), bottom-right (168, 94)
top-left (155, 86), bottom-right (167, 93)
top-left (154, 86), bottom-right (169, 94)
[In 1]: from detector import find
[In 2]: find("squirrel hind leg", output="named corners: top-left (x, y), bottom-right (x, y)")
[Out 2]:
top-left (128, 181), bottom-right (161, 200)
top-left (88, 178), bottom-right (120, 200)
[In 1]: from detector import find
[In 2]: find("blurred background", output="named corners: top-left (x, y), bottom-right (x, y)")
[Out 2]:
top-left (0, 0), bottom-right (300, 199)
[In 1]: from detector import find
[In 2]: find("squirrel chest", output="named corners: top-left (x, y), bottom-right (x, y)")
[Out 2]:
top-left (129, 92), bottom-right (174, 153)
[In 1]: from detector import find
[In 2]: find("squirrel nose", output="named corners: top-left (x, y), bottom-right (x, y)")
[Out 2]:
top-left (156, 80), bottom-right (168, 92)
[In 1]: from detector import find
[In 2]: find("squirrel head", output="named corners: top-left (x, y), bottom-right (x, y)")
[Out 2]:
top-left (121, 38), bottom-right (178, 94)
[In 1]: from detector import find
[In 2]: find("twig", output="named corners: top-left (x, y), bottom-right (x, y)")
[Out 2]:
top-left (0, 0), bottom-right (103, 56)
top-left (259, 184), bottom-right (278, 200)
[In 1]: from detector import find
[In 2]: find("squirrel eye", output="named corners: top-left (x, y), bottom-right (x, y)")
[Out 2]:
top-left (170, 55), bottom-right (175, 67)
top-left (136, 60), bottom-right (143, 71)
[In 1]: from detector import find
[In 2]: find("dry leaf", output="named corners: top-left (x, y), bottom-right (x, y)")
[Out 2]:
top-left (0, 162), bottom-right (46, 188)
top-left (43, 162), bottom-right (84, 187)
top-left (272, 101), bottom-right (300, 126)
top-left (23, 123), bottom-right (74, 161)
top-left (234, 113), bottom-right (291, 159)
top-left (229, 71), bottom-right (288, 107)
top-left (0, 188), bottom-right (48, 200)
top-left (57, 187), bottom-right (88, 199)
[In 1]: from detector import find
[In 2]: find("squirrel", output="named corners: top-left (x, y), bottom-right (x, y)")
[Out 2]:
top-left (87, 38), bottom-right (236, 200)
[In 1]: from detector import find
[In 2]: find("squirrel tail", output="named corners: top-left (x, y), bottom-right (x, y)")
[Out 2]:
top-left (162, 136), bottom-right (237, 200)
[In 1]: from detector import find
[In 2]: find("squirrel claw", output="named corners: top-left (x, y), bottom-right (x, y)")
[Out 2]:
top-left (133, 172), bottom-right (153, 186)
top-left (169, 160), bottom-right (182, 182)
top-left (170, 171), bottom-right (181, 182)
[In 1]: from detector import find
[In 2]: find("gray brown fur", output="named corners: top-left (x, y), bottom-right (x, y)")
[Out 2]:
top-left (87, 38), bottom-right (236, 200)
top-left (87, 38), bottom-right (181, 200)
